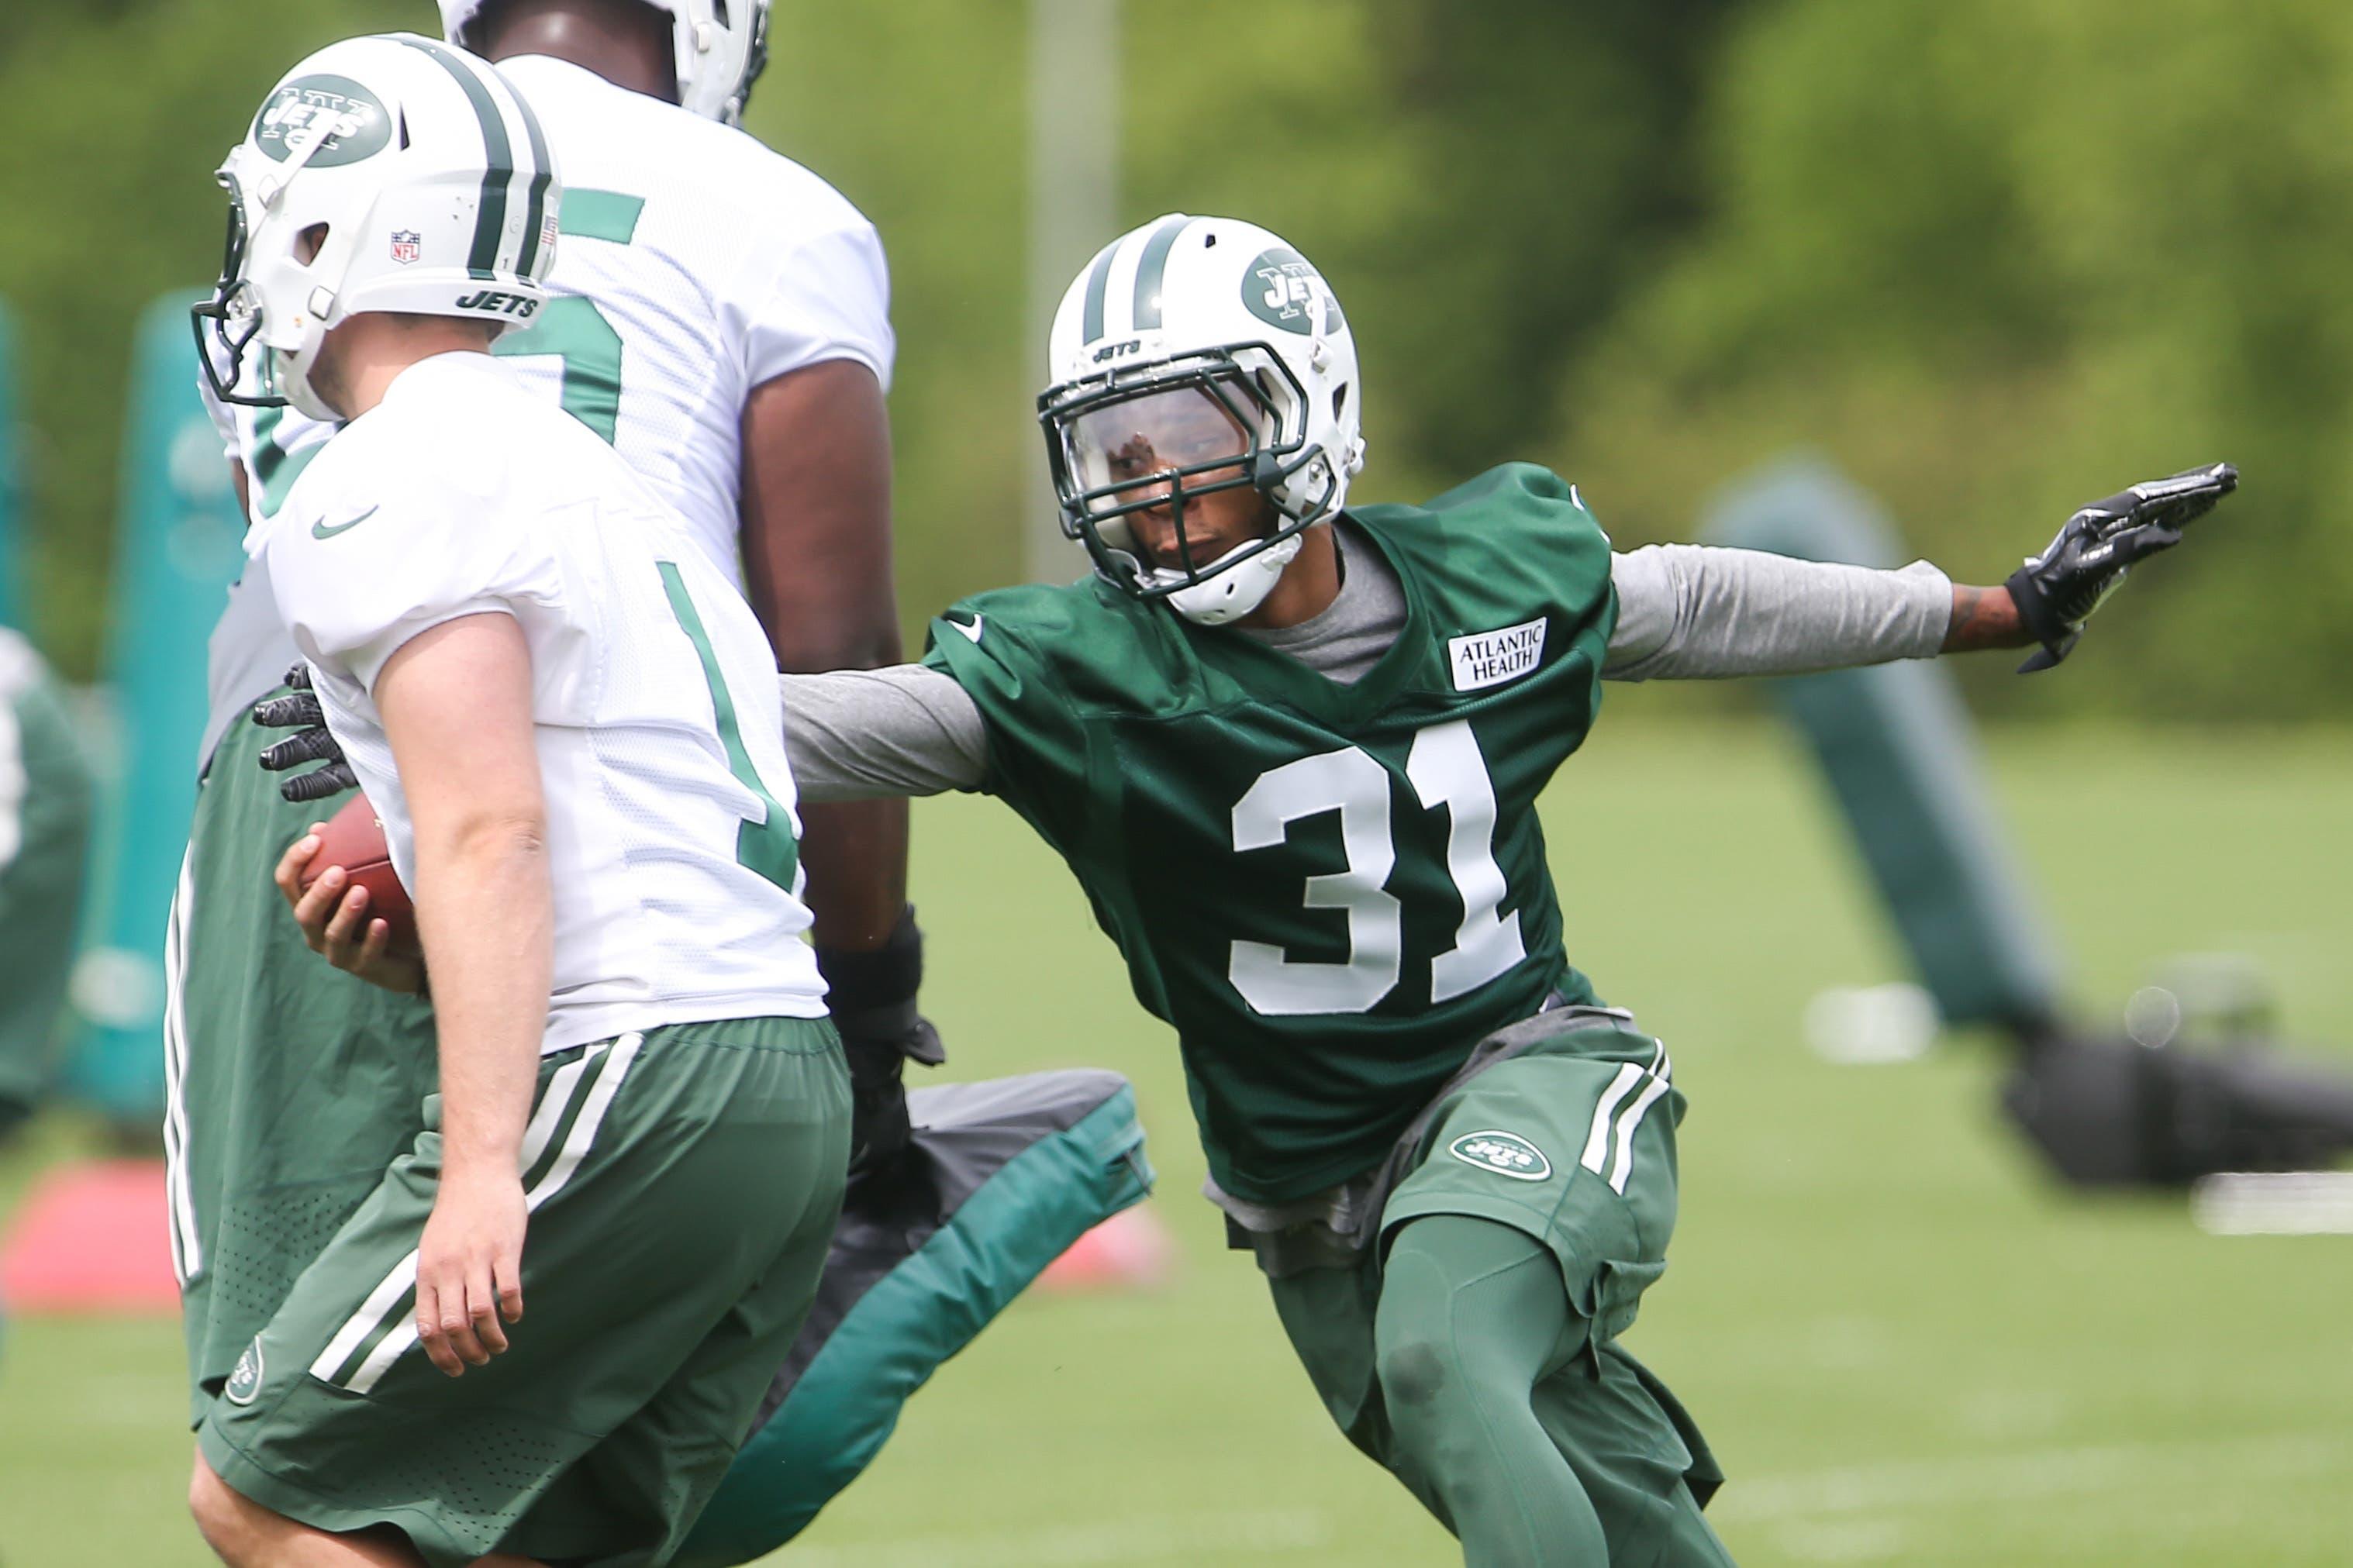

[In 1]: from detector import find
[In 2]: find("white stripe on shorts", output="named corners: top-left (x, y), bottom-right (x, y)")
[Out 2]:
top-left (1578, 1043), bottom-right (1672, 1194)
top-left (309, 1250), bottom-right (423, 1387)
top-left (162, 845), bottom-right (202, 1283)
top-left (1606, 1073), bottom-right (1674, 1195)
top-left (336, 1034), bottom-right (641, 1396)
top-left (1578, 1064), bottom-right (1645, 1177)
top-left (517, 1045), bottom-right (601, 1181)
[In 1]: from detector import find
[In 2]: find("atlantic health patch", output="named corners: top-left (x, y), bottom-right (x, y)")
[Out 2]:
top-left (1447, 617), bottom-right (1547, 692)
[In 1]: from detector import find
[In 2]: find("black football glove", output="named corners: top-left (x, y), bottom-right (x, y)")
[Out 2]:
top-left (2006, 462), bottom-right (2237, 673)
top-left (817, 905), bottom-right (946, 1176)
top-left (253, 663), bottom-right (360, 804)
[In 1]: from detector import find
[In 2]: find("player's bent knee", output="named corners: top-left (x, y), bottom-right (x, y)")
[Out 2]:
top-left (188, 1451), bottom-right (259, 1560)
top-left (1374, 1326), bottom-right (1454, 1411)
top-left (188, 1450), bottom-right (316, 1566)
top-left (1374, 1266), bottom-right (1488, 1485)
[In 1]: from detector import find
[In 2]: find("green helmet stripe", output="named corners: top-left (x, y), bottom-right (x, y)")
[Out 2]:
top-left (1079, 238), bottom-right (1120, 344)
top-left (394, 36), bottom-right (516, 281)
top-left (511, 82), bottom-right (554, 279)
top-left (1128, 215), bottom-right (1192, 332)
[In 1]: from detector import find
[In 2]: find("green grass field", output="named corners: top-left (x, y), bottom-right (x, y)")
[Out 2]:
top-left (5, 721), bottom-right (2351, 1567)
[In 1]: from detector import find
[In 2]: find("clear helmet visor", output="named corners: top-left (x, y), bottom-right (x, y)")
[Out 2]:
top-left (1064, 381), bottom-right (1259, 519)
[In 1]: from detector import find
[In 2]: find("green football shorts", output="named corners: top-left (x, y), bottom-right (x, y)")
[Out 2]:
top-left (1261, 1013), bottom-right (1727, 1563)
top-left (172, 684), bottom-right (440, 1425)
top-left (199, 1016), bottom-right (850, 1568)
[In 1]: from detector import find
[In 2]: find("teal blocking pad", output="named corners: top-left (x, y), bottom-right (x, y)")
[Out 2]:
top-left (675, 1077), bottom-right (1153, 1566)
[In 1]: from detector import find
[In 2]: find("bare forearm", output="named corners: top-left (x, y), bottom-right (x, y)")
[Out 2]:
top-left (413, 820), bottom-right (550, 1174)
top-left (1941, 584), bottom-right (2034, 653)
top-left (795, 800), bottom-right (909, 949)
top-left (740, 359), bottom-right (907, 953)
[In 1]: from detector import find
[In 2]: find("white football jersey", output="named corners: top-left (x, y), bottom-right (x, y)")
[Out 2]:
top-left (198, 52), bottom-right (893, 769)
top-left (262, 353), bottom-right (828, 1053)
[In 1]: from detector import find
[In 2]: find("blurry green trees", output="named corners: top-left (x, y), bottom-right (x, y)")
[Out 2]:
top-left (0, 1), bottom-right (416, 674)
top-left (1, 0), bottom-right (2337, 715)
top-left (1560, 0), bottom-right (2350, 717)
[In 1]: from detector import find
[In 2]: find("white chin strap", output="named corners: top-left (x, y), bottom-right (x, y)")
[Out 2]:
top-left (274, 342), bottom-right (338, 422)
top-left (1148, 533), bottom-right (1304, 625)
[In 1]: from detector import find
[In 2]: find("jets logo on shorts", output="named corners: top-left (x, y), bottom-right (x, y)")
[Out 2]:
top-left (226, 1338), bottom-right (265, 1406)
top-left (1448, 1130), bottom-right (1551, 1182)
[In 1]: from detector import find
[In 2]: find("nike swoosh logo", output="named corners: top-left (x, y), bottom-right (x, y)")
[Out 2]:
top-left (311, 505), bottom-right (378, 539)
top-left (953, 613), bottom-right (985, 644)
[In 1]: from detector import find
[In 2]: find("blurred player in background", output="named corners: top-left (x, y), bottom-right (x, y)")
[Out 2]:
top-left (186, 33), bottom-right (850, 1566)
top-left (750, 215), bottom-right (2235, 1565)
top-left (0, 626), bottom-right (92, 1139)
top-left (178, 0), bottom-right (913, 1431)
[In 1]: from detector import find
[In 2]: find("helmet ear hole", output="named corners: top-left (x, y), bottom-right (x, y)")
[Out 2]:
top-left (296, 223), bottom-right (330, 265)
top-left (1333, 382), bottom-right (1349, 421)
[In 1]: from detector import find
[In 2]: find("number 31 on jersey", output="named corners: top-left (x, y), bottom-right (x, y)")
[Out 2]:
top-left (1228, 719), bottom-right (1522, 1017)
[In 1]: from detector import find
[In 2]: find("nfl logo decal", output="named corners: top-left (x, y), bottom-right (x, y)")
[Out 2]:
top-left (389, 229), bottom-right (422, 265)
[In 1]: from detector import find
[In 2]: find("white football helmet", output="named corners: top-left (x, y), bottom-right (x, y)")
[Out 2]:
top-left (1040, 214), bottom-right (1365, 625)
top-left (437, 0), bottom-right (771, 124)
top-left (194, 33), bottom-right (561, 422)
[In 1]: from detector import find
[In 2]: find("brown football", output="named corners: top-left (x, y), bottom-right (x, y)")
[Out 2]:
top-left (298, 792), bottom-right (417, 954)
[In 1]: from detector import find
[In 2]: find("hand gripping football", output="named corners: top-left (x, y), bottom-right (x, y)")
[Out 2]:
top-left (298, 792), bottom-right (418, 953)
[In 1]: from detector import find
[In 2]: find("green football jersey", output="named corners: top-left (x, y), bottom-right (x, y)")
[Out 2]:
top-left (923, 464), bottom-right (1619, 1203)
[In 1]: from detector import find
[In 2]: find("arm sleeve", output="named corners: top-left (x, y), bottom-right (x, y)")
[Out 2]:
top-left (778, 665), bottom-right (988, 802)
top-left (739, 218), bottom-right (896, 394)
top-left (1603, 544), bottom-right (1954, 681)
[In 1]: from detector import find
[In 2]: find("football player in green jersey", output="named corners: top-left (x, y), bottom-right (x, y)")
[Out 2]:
top-left (286, 212), bottom-right (2234, 1564)
top-left (775, 213), bottom-right (2230, 1566)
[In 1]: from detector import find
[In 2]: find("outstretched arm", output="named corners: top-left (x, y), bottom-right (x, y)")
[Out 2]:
top-left (1941, 584), bottom-right (2031, 653)
top-left (1999, 463), bottom-right (2237, 670)
top-left (778, 664), bottom-right (988, 801)
top-left (1603, 547), bottom-right (1956, 681)
top-left (1606, 463), bottom-right (2236, 681)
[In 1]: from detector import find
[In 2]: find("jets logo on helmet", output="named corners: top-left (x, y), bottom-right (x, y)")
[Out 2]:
top-left (192, 33), bottom-right (563, 422)
top-left (253, 76), bottom-right (392, 167)
top-left (1039, 215), bottom-right (1366, 625)
top-left (1244, 247), bottom-right (1344, 337)
top-left (437, 0), bottom-right (772, 125)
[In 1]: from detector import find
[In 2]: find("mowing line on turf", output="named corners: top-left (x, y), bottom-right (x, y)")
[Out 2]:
top-left (1713, 1431), bottom-right (2352, 1523)
top-left (776, 1507), bottom-right (1330, 1567)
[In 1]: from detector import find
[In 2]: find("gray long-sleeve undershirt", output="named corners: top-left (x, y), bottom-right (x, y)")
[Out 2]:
top-left (778, 528), bottom-right (1953, 801)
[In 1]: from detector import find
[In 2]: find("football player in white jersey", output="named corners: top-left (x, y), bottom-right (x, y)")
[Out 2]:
top-left (189, 5), bottom-right (1152, 1559)
top-left (176, 0), bottom-right (919, 1442)
top-left (185, 34), bottom-right (850, 1568)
